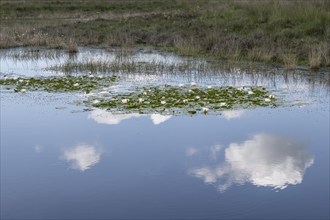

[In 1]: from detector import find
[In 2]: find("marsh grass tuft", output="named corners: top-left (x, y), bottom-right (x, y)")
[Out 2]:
top-left (282, 53), bottom-right (297, 70)
top-left (65, 38), bottom-right (78, 54)
top-left (247, 48), bottom-right (273, 63)
top-left (174, 37), bottom-right (201, 56)
top-left (309, 43), bottom-right (330, 69)
top-left (47, 59), bottom-right (219, 74)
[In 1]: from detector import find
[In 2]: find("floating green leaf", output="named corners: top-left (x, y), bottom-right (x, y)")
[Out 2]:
top-left (89, 85), bottom-right (278, 115)
top-left (0, 75), bottom-right (117, 93)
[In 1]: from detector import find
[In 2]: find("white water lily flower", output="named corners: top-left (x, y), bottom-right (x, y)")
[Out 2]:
top-left (19, 79), bottom-right (23, 83)
top-left (269, 95), bottom-right (275, 99)
top-left (183, 99), bottom-right (188, 103)
top-left (179, 83), bottom-right (184, 87)
top-left (188, 89), bottom-right (193, 93)
top-left (202, 107), bottom-right (209, 113)
top-left (93, 100), bottom-right (100, 104)
top-left (98, 75), bottom-right (103, 79)
top-left (20, 89), bottom-right (27, 93)
top-left (220, 102), bottom-right (227, 106)
top-left (248, 91), bottom-right (254, 95)
top-left (143, 92), bottom-right (147, 95)
top-left (162, 96), bottom-right (166, 99)
top-left (161, 100), bottom-right (166, 105)
top-left (207, 86), bottom-right (212, 89)
top-left (196, 96), bottom-right (200, 99)
top-left (88, 74), bottom-right (94, 78)
top-left (138, 98), bottom-right (144, 103)
top-left (191, 82), bottom-right (196, 86)
top-left (73, 83), bottom-right (79, 87)
top-left (265, 98), bottom-right (271, 102)
top-left (121, 99), bottom-right (129, 104)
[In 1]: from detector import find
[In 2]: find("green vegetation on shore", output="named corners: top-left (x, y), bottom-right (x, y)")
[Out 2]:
top-left (1, 0), bottom-right (329, 69)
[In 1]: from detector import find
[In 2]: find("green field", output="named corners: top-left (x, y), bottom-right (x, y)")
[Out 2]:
top-left (1, 0), bottom-right (329, 69)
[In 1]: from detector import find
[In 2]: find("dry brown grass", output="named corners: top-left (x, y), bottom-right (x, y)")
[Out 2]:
top-left (208, 38), bottom-right (242, 60)
top-left (105, 32), bottom-right (135, 47)
top-left (174, 37), bottom-right (201, 56)
top-left (282, 53), bottom-right (297, 70)
top-left (227, 45), bottom-right (242, 61)
top-left (65, 38), bottom-right (78, 53)
top-left (309, 43), bottom-right (330, 69)
top-left (248, 47), bottom-right (273, 63)
top-left (309, 47), bottom-right (322, 69)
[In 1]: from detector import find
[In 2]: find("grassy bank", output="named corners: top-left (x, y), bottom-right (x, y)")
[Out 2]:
top-left (1, 0), bottom-right (329, 69)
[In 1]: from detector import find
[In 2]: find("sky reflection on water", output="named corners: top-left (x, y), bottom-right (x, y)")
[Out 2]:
top-left (62, 144), bottom-right (102, 172)
top-left (0, 48), bottom-right (329, 219)
top-left (190, 133), bottom-right (314, 192)
top-left (88, 109), bottom-right (172, 125)
top-left (1, 94), bottom-right (328, 219)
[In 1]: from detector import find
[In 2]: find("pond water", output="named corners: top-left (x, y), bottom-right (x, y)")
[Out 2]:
top-left (1, 48), bottom-right (329, 219)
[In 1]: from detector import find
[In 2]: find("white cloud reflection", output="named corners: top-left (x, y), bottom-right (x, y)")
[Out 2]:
top-left (62, 144), bottom-right (102, 172)
top-left (210, 144), bottom-right (222, 160)
top-left (34, 144), bottom-right (43, 153)
top-left (88, 109), bottom-right (141, 125)
top-left (222, 110), bottom-right (245, 120)
top-left (150, 114), bottom-right (172, 125)
top-left (88, 109), bottom-right (171, 125)
top-left (190, 134), bottom-right (314, 192)
top-left (186, 147), bottom-right (199, 157)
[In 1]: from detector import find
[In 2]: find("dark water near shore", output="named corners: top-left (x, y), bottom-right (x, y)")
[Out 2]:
top-left (1, 48), bottom-right (329, 219)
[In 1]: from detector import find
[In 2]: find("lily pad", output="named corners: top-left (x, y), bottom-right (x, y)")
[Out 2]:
top-left (88, 85), bottom-right (278, 115)
top-left (0, 75), bottom-right (117, 93)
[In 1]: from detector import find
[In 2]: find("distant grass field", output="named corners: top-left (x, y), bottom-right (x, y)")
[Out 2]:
top-left (1, 0), bottom-right (329, 69)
